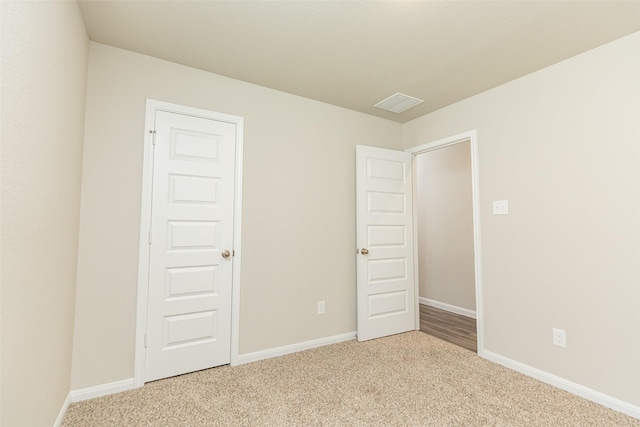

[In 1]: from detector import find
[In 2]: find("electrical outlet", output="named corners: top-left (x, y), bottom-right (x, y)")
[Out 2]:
top-left (317, 301), bottom-right (326, 315)
top-left (493, 200), bottom-right (509, 215)
top-left (552, 328), bottom-right (566, 348)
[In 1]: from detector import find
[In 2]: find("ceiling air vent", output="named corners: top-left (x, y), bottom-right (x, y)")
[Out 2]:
top-left (374, 92), bottom-right (424, 113)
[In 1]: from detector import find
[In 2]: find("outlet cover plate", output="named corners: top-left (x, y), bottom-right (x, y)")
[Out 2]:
top-left (493, 200), bottom-right (509, 215)
top-left (552, 328), bottom-right (566, 348)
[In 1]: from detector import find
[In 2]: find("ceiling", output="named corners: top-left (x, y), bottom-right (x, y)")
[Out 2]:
top-left (78, 1), bottom-right (640, 123)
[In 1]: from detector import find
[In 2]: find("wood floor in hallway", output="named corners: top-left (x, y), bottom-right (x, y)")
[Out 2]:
top-left (419, 304), bottom-right (477, 352)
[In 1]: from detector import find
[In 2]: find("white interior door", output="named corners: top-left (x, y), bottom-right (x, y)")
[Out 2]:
top-left (356, 145), bottom-right (415, 341)
top-left (145, 110), bottom-right (236, 382)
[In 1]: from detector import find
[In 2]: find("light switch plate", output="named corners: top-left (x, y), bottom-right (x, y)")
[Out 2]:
top-left (493, 200), bottom-right (509, 215)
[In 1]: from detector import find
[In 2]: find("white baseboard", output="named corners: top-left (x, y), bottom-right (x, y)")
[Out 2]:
top-left (70, 378), bottom-right (135, 403)
top-left (54, 392), bottom-right (72, 427)
top-left (480, 350), bottom-right (640, 420)
top-left (419, 297), bottom-right (476, 319)
top-left (236, 332), bottom-right (357, 365)
top-left (59, 337), bottom-right (638, 422)
top-left (67, 334), bottom-right (355, 404)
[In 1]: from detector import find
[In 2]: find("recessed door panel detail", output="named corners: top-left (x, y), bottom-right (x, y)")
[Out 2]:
top-left (367, 192), bottom-right (405, 214)
top-left (368, 291), bottom-right (408, 319)
top-left (171, 129), bottom-right (219, 161)
top-left (357, 146), bottom-right (414, 342)
top-left (367, 258), bottom-right (407, 283)
top-left (165, 266), bottom-right (218, 299)
top-left (169, 174), bottom-right (220, 205)
top-left (164, 311), bottom-right (217, 349)
top-left (167, 221), bottom-right (218, 250)
top-left (146, 109), bottom-right (237, 383)
top-left (367, 158), bottom-right (405, 182)
top-left (368, 225), bottom-right (406, 248)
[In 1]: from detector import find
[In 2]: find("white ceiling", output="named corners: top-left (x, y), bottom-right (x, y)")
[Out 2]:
top-left (78, 1), bottom-right (640, 123)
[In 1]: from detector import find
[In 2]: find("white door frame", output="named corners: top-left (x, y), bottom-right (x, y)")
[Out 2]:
top-left (406, 130), bottom-right (484, 353)
top-left (133, 99), bottom-right (244, 388)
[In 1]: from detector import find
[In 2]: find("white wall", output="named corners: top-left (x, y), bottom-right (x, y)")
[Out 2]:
top-left (404, 32), bottom-right (640, 407)
top-left (70, 42), bottom-right (402, 390)
top-left (416, 142), bottom-right (475, 311)
top-left (0, 2), bottom-right (88, 425)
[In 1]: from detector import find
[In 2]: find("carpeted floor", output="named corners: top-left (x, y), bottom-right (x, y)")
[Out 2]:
top-left (63, 331), bottom-right (639, 426)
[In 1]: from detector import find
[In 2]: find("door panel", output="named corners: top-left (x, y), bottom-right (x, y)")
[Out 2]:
top-left (145, 111), bottom-right (235, 382)
top-left (356, 145), bottom-right (415, 341)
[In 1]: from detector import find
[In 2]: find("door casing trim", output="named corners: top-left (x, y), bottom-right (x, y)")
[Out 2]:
top-left (405, 130), bottom-right (483, 354)
top-left (134, 99), bottom-right (244, 387)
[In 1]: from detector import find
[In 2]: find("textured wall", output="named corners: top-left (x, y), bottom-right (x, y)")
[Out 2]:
top-left (1, 2), bottom-right (88, 425)
top-left (404, 32), bottom-right (640, 407)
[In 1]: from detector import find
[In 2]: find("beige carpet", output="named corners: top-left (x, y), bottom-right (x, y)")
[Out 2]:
top-left (63, 332), bottom-right (639, 426)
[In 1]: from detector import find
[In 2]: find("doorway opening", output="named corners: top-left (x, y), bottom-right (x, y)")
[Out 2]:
top-left (407, 131), bottom-right (483, 353)
top-left (133, 100), bottom-right (244, 388)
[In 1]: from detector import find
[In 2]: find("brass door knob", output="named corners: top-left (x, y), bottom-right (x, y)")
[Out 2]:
top-left (360, 248), bottom-right (369, 255)
top-left (222, 250), bottom-right (231, 259)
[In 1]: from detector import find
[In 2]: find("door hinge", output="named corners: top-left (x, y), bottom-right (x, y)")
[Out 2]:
top-left (233, 250), bottom-right (235, 257)
top-left (148, 230), bottom-right (152, 245)
top-left (148, 129), bottom-right (157, 145)
top-left (144, 333), bottom-right (148, 348)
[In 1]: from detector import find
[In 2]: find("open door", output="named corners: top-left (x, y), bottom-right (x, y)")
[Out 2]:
top-left (356, 145), bottom-right (415, 341)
